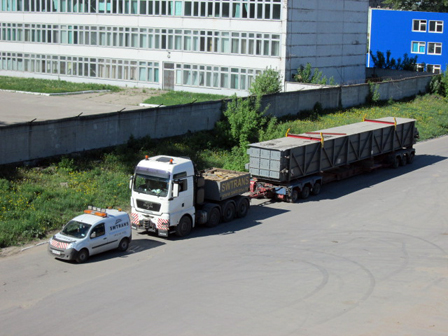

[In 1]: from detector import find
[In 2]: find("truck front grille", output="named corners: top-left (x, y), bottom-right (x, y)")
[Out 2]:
top-left (136, 199), bottom-right (161, 212)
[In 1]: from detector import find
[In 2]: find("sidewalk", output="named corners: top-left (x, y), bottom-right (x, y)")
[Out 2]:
top-left (0, 89), bottom-right (154, 126)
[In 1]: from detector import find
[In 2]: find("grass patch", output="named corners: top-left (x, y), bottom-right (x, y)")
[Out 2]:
top-left (1, 93), bottom-right (447, 248)
top-left (143, 90), bottom-right (228, 106)
top-left (0, 76), bottom-right (121, 93)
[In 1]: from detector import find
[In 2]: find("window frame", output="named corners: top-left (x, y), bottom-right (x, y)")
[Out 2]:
top-left (429, 20), bottom-right (443, 33)
top-left (412, 19), bottom-right (427, 32)
top-left (411, 41), bottom-right (426, 54)
top-left (427, 42), bottom-right (442, 55)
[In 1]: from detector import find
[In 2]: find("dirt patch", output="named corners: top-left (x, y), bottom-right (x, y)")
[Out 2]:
top-left (68, 87), bottom-right (168, 106)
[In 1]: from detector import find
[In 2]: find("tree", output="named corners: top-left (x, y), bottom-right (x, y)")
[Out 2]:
top-left (294, 63), bottom-right (335, 85)
top-left (370, 50), bottom-right (418, 71)
top-left (383, 0), bottom-right (448, 12)
top-left (248, 67), bottom-right (282, 96)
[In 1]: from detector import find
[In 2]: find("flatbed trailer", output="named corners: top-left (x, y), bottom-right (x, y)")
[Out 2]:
top-left (246, 117), bottom-right (418, 202)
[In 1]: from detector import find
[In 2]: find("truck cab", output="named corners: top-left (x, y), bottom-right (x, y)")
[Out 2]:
top-left (48, 207), bottom-right (131, 263)
top-left (130, 155), bottom-right (196, 237)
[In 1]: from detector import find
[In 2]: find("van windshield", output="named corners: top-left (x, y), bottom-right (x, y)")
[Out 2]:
top-left (61, 221), bottom-right (92, 239)
top-left (134, 174), bottom-right (169, 197)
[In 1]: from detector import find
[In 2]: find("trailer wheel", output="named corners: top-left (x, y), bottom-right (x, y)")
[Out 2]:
top-left (205, 207), bottom-right (221, 228)
top-left (301, 186), bottom-right (311, 199)
top-left (222, 201), bottom-right (236, 223)
top-left (176, 216), bottom-right (192, 237)
top-left (236, 197), bottom-right (250, 218)
top-left (400, 155), bottom-right (407, 166)
top-left (312, 182), bottom-right (322, 196)
top-left (407, 152), bottom-right (415, 164)
top-left (390, 155), bottom-right (400, 169)
top-left (288, 189), bottom-right (299, 203)
top-left (76, 249), bottom-right (89, 263)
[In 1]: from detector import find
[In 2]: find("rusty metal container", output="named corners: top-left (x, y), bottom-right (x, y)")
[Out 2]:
top-left (247, 117), bottom-right (417, 183)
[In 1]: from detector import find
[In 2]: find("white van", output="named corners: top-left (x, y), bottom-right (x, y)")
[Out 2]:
top-left (48, 207), bottom-right (132, 263)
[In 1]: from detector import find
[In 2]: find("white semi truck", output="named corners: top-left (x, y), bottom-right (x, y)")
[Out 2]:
top-left (130, 117), bottom-right (418, 238)
top-left (130, 155), bottom-right (251, 237)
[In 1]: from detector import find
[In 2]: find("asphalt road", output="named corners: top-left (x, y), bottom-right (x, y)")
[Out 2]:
top-left (1, 137), bottom-right (447, 336)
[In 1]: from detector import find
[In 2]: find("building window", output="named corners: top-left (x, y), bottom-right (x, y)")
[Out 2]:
top-left (428, 42), bottom-right (442, 55)
top-left (412, 19), bottom-right (427, 32)
top-left (429, 21), bottom-right (443, 33)
top-left (427, 64), bottom-right (441, 74)
top-left (411, 41), bottom-right (425, 54)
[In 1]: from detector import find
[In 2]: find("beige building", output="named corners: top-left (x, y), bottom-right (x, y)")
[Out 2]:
top-left (0, 0), bottom-right (368, 95)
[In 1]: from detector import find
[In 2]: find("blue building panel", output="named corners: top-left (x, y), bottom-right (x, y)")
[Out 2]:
top-left (369, 9), bottom-right (448, 72)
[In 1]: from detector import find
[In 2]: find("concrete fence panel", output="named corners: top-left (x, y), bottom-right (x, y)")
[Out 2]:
top-left (0, 74), bottom-right (435, 166)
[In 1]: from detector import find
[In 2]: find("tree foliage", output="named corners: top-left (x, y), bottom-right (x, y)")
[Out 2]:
top-left (370, 50), bottom-right (418, 71)
top-left (429, 71), bottom-right (448, 97)
top-left (248, 67), bottom-right (282, 96)
top-left (294, 63), bottom-right (335, 85)
top-left (222, 94), bottom-right (269, 147)
top-left (383, 0), bottom-right (448, 12)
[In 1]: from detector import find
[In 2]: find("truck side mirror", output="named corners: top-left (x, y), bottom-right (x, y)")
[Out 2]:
top-left (129, 176), bottom-right (133, 190)
top-left (172, 183), bottom-right (179, 198)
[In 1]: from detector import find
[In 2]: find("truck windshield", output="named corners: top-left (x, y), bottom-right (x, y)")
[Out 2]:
top-left (134, 174), bottom-right (169, 197)
top-left (61, 221), bottom-right (92, 239)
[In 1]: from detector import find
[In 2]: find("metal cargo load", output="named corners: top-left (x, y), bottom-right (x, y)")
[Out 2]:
top-left (202, 168), bottom-right (251, 201)
top-left (247, 117), bottom-right (417, 183)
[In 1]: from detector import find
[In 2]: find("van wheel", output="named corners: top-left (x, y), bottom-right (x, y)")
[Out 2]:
top-left (176, 216), bottom-right (192, 237)
top-left (117, 238), bottom-right (130, 252)
top-left (76, 249), bottom-right (89, 263)
top-left (206, 207), bottom-right (221, 227)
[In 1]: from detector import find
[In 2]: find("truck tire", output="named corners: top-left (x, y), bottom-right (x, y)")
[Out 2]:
top-left (288, 189), bottom-right (299, 203)
top-left (222, 200), bottom-right (236, 223)
top-left (301, 186), bottom-right (310, 199)
top-left (236, 197), bottom-right (250, 218)
top-left (176, 216), bottom-right (192, 237)
top-left (205, 207), bottom-right (221, 227)
top-left (76, 249), bottom-right (89, 263)
top-left (312, 182), bottom-right (322, 196)
top-left (407, 152), bottom-right (415, 164)
top-left (117, 237), bottom-right (130, 252)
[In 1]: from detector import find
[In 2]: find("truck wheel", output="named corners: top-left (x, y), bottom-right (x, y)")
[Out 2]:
top-left (117, 238), bottom-right (130, 252)
top-left (206, 207), bottom-right (221, 227)
top-left (176, 216), bottom-right (192, 237)
top-left (301, 186), bottom-right (310, 199)
top-left (312, 182), bottom-right (322, 196)
top-left (288, 189), bottom-right (299, 203)
top-left (76, 249), bottom-right (89, 263)
top-left (236, 197), bottom-right (250, 218)
top-left (400, 155), bottom-right (407, 166)
top-left (407, 152), bottom-right (415, 164)
top-left (222, 201), bottom-right (236, 223)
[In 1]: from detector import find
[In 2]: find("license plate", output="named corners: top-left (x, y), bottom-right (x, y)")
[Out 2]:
top-left (51, 249), bottom-right (61, 255)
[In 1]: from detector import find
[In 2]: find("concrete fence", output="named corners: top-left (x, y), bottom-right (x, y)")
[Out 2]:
top-left (0, 73), bottom-right (434, 165)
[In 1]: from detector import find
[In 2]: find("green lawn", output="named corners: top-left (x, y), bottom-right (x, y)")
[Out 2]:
top-left (0, 76), bottom-right (121, 93)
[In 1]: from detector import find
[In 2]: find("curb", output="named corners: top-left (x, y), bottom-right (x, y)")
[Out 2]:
top-left (0, 89), bottom-right (111, 96)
